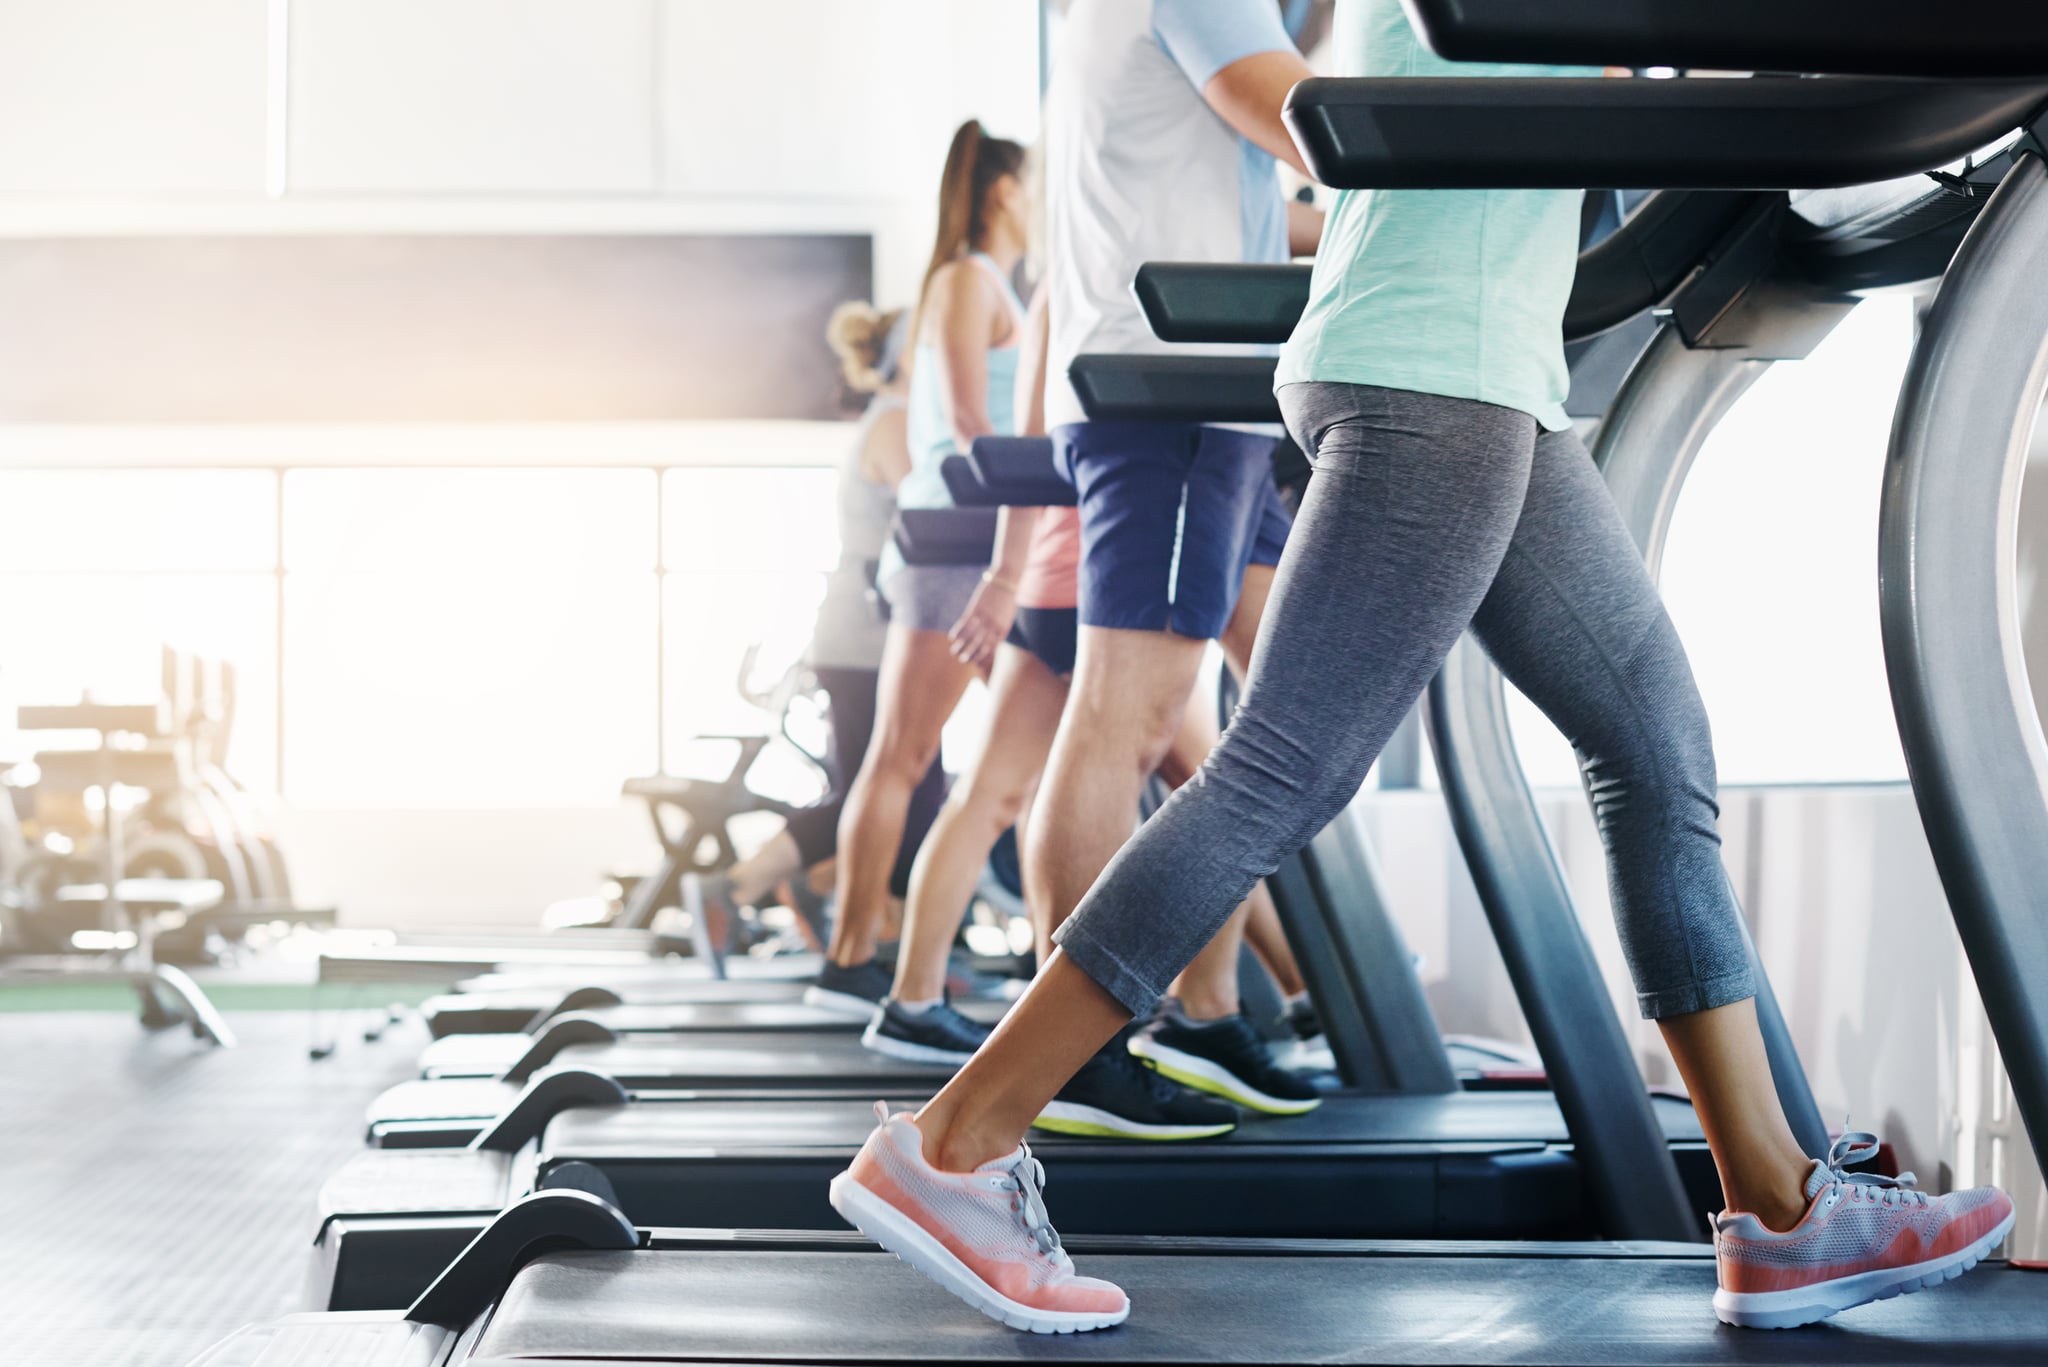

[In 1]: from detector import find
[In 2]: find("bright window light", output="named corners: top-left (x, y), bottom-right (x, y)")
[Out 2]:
top-left (284, 567), bottom-right (658, 807)
top-left (663, 467), bottom-right (839, 574)
top-left (0, 470), bottom-right (276, 572)
top-left (1509, 295), bottom-right (1918, 787)
top-left (281, 467), bottom-right (662, 807)
top-left (0, 571), bottom-right (278, 789)
top-left (285, 468), bottom-right (656, 573)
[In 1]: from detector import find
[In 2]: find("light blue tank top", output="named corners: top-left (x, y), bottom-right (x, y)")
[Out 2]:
top-left (896, 253), bottom-right (1027, 513)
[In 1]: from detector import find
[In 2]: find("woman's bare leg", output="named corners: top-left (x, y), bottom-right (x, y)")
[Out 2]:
top-left (893, 645), bottom-right (1068, 1003)
top-left (827, 624), bottom-right (981, 967)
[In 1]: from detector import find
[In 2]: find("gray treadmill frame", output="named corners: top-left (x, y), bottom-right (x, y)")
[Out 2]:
top-left (1879, 141), bottom-right (2048, 1179)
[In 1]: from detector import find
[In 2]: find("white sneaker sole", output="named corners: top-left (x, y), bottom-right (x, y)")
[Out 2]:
top-left (804, 985), bottom-right (884, 1021)
top-left (861, 1016), bottom-right (976, 1065)
top-left (828, 1172), bottom-right (1129, 1333)
top-left (1127, 1036), bottom-right (1322, 1116)
top-left (1030, 1099), bottom-right (1236, 1141)
top-left (1715, 1210), bottom-right (2016, 1329)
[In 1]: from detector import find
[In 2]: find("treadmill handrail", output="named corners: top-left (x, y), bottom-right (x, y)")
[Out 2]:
top-left (1135, 192), bottom-right (1760, 346)
top-left (1068, 353), bottom-right (1281, 424)
top-left (966, 435), bottom-right (1076, 507)
top-left (1133, 263), bottom-right (1313, 345)
top-left (1284, 76), bottom-right (2048, 190)
top-left (1401, 0), bottom-right (2048, 80)
top-left (939, 453), bottom-right (997, 507)
top-left (890, 507), bottom-right (999, 566)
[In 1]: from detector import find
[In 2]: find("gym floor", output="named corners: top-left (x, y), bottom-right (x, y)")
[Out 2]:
top-left (0, 1009), bottom-right (416, 1366)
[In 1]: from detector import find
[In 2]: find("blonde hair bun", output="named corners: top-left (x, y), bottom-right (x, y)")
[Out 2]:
top-left (828, 300), bottom-right (905, 394)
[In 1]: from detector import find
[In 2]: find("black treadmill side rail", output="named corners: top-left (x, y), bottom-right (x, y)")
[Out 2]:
top-left (939, 453), bottom-right (997, 507)
top-left (967, 435), bottom-right (1076, 506)
top-left (1134, 192), bottom-right (1761, 349)
top-left (1068, 353), bottom-right (1281, 424)
top-left (1403, 0), bottom-right (2048, 80)
top-left (405, 1189), bottom-right (637, 1328)
top-left (891, 507), bottom-right (999, 566)
top-left (1134, 263), bottom-right (1312, 345)
top-left (1284, 77), bottom-right (2048, 191)
top-left (471, 1068), bottom-right (630, 1153)
top-left (1566, 191), bottom-right (1760, 340)
top-left (1880, 148), bottom-right (2048, 1180)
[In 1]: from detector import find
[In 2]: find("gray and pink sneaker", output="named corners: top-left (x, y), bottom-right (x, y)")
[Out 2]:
top-left (1713, 1131), bottom-right (2014, 1329)
top-left (828, 1103), bottom-right (1129, 1334)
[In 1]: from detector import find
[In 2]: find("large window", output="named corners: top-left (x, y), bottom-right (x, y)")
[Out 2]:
top-left (282, 468), bottom-right (660, 807)
top-left (0, 450), bottom-right (846, 810)
top-left (1509, 295), bottom-right (1918, 788)
top-left (0, 470), bottom-right (280, 786)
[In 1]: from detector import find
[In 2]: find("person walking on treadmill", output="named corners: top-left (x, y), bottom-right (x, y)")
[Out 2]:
top-left (699, 305), bottom-right (950, 940)
top-left (923, 0), bottom-right (1329, 1136)
top-left (805, 121), bottom-right (1034, 1018)
top-left (864, 289), bottom-right (1318, 1133)
top-left (829, 0), bottom-right (2014, 1335)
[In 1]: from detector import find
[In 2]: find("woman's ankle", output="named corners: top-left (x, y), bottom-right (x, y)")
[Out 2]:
top-left (911, 1106), bottom-right (1014, 1174)
top-left (1727, 1157), bottom-right (1816, 1233)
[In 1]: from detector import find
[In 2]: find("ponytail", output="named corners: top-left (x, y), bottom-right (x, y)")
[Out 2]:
top-left (910, 119), bottom-right (1028, 347)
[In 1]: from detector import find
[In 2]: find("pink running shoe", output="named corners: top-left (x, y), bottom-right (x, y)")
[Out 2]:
top-left (828, 1103), bottom-right (1130, 1334)
top-left (1713, 1131), bottom-right (2015, 1329)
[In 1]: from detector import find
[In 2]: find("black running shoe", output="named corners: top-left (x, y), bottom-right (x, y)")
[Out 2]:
top-left (804, 958), bottom-right (893, 1020)
top-left (862, 998), bottom-right (992, 1064)
top-left (1286, 996), bottom-right (1323, 1044)
top-left (1033, 1033), bottom-right (1238, 1140)
top-left (1130, 1008), bottom-right (1323, 1116)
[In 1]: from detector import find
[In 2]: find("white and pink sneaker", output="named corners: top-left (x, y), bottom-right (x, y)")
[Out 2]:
top-left (829, 1103), bottom-right (1130, 1334)
top-left (1713, 1132), bottom-right (2015, 1329)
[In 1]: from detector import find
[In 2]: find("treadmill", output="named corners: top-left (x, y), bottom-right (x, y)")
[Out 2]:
top-left (192, 20), bottom-right (2048, 1365)
top-left (312, 203), bottom-right (1806, 1302)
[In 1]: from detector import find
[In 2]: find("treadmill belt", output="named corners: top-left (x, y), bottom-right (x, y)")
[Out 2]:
top-left (472, 1249), bottom-right (2048, 1365)
top-left (544, 1033), bottom-right (958, 1088)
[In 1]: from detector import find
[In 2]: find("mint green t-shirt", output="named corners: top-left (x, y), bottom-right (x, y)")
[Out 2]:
top-left (1274, 0), bottom-right (1598, 431)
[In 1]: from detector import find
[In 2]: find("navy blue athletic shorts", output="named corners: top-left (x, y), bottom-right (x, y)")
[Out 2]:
top-left (1053, 421), bottom-right (1290, 640)
top-left (1004, 606), bottom-right (1078, 677)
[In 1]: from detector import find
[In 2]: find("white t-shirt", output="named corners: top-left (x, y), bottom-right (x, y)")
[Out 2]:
top-left (1044, 0), bottom-right (1299, 431)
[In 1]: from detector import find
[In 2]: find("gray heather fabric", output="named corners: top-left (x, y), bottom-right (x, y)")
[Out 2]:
top-left (1055, 381), bottom-right (1756, 1022)
top-left (809, 395), bottom-right (903, 671)
top-left (877, 562), bottom-right (985, 636)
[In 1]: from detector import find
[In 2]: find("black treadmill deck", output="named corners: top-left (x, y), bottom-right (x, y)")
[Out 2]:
top-left (470, 1247), bottom-right (2048, 1365)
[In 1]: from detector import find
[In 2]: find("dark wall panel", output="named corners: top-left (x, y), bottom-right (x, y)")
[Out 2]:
top-left (0, 234), bottom-right (871, 422)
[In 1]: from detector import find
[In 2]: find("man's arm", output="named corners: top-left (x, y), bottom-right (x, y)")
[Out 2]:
top-left (1201, 47), bottom-right (1317, 180)
top-left (1286, 198), bottom-right (1325, 255)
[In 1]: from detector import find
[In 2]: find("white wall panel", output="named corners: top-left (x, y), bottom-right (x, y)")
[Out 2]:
top-left (661, 0), bottom-right (1039, 303)
top-left (289, 0), bottom-right (658, 193)
top-left (0, 0), bottom-right (268, 194)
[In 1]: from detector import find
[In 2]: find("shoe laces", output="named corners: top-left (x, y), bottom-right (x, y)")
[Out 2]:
top-left (1000, 1145), bottom-right (1070, 1267)
top-left (1112, 1040), bottom-right (1183, 1102)
top-left (1822, 1128), bottom-right (1928, 1210)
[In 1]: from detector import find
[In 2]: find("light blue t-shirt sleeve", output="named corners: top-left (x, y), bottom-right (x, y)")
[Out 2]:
top-left (1153, 0), bottom-right (1294, 90)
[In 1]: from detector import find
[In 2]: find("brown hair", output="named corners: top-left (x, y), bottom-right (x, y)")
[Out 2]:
top-left (826, 301), bottom-right (905, 393)
top-left (910, 120), bottom-right (1027, 345)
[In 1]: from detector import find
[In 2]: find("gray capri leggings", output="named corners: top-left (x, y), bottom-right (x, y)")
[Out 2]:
top-left (1054, 381), bottom-right (1757, 1022)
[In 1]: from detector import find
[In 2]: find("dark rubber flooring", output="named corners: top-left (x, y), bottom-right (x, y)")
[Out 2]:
top-left (0, 1010), bottom-right (417, 1367)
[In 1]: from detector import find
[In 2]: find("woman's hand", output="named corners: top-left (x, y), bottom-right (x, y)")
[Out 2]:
top-left (950, 575), bottom-right (1020, 668)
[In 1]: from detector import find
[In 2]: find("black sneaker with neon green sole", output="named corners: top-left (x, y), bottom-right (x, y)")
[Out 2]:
top-left (1129, 1007), bottom-right (1324, 1116)
top-left (1033, 1033), bottom-right (1238, 1140)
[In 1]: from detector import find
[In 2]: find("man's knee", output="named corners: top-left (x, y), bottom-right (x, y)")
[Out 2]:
top-left (956, 775), bottom-right (1034, 834)
top-left (864, 727), bottom-right (944, 790)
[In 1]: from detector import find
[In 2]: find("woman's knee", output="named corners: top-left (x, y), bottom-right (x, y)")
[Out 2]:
top-left (862, 725), bottom-right (945, 792)
top-left (1205, 706), bottom-right (1374, 838)
top-left (954, 773), bottom-right (1034, 836)
top-left (1578, 630), bottom-right (1721, 833)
